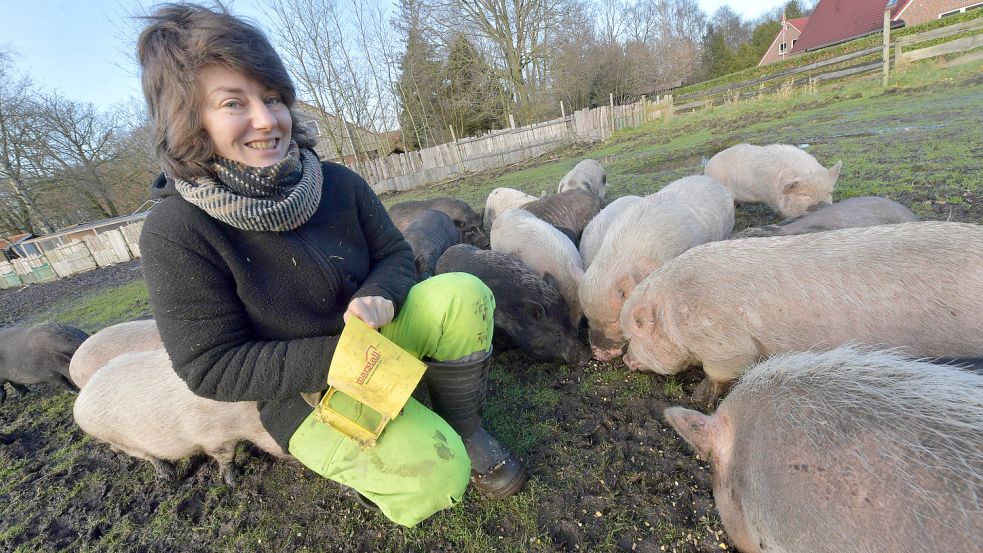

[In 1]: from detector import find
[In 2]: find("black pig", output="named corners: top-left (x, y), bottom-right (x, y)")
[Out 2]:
top-left (0, 323), bottom-right (88, 402)
top-left (436, 244), bottom-right (587, 365)
top-left (402, 209), bottom-right (460, 279)
top-left (521, 189), bottom-right (601, 245)
top-left (388, 197), bottom-right (488, 248)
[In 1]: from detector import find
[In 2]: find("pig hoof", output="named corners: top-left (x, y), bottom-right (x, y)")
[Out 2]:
top-left (691, 378), bottom-right (727, 407)
top-left (220, 464), bottom-right (239, 487)
top-left (150, 457), bottom-right (177, 481)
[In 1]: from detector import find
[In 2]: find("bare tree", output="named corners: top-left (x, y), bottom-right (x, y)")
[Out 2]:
top-left (0, 50), bottom-right (51, 234)
top-left (710, 5), bottom-right (750, 50)
top-left (626, 0), bottom-right (706, 85)
top-left (262, 0), bottom-right (358, 159)
top-left (35, 95), bottom-right (123, 218)
top-left (435, 0), bottom-right (588, 123)
top-left (595, 0), bottom-right (627, 45)
top-left (262, 0), bottom-right (399, 161)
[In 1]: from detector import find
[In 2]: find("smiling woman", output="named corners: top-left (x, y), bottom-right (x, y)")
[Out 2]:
top-left (73, 1), bottom-right (529, 529)
top-left (197, 65), bottom-right (292, 168)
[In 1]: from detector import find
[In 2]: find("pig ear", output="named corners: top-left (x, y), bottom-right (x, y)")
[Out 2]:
top-left (664, 406), bottom-right (718, 460)
top-left (781, 178), bottom-right (802, 195)
top-left (522, 299), bottom-right (546, 321)
top-left (414, 254), bottom-right (429, 277)
top-left (543, 272), bottom-right (560, 292)
top-left (614, 273), bottom-right (635, 299)
top-left (828, 160), bottom-right (843, 184)
top-left (628, 302), bottom-right (655, 332)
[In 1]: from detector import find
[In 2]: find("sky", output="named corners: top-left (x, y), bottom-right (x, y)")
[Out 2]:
top-left (2, 0), bottom-right (786, 111)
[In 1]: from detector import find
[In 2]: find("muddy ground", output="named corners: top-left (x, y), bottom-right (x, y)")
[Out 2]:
top-left (0, 260), bottom-right (146, 330)
top-left (2, 187), bottom-right (978, 553)
top-left (3, 63), bottom-right (982, 551)
top-left (1, 284), bottom-right (723, 552)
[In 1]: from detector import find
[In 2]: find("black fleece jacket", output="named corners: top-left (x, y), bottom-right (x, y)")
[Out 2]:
top-left (140, 161), bottom-right (417, 451)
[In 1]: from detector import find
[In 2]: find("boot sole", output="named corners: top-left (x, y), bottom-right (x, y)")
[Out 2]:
top-left (470, 456), bottom-right (528, 499)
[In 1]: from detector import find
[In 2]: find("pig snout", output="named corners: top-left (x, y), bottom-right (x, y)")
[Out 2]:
top-left (622, 350), bottom-right (641, 371)
top-left (588, 325), bottom-right (625, 361)
top-left (562, 341), bottom-right (590, 366)
top-left (466, 227), bottom-right (490, 248)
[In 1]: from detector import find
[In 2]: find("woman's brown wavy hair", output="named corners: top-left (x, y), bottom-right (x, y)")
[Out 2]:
top-left (137, 3), bottom-right (315, 179)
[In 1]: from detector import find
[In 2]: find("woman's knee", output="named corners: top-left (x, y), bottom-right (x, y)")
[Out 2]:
top-left (401, 273), bottom-right (495, 360)
top-left (414, 272), bottom-right (494, 311)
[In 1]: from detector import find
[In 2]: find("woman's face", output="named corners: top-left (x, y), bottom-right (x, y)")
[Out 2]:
top-left (198, 65), bottom-right (292, 168)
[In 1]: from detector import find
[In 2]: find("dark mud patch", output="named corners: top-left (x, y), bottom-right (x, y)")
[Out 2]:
top-left (2, 324), bottom-right (728, 552)
top-left (522, 355), bottom-right (726, 552)
top-left (895, 186), bottom-right (983, 223)
top-left (0, 259), bottom-right (146, 329)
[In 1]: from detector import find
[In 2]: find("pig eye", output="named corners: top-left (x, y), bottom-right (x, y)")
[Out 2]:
top-left (617, 288), bottom-right (625, 299)
top-left (634, 317), bottom-right (644, 328)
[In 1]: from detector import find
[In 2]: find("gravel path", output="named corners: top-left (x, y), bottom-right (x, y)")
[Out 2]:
top-left (0, 260), bottom-right (146, 328)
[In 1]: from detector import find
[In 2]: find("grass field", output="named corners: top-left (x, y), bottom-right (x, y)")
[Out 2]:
top-left (2, 55), bottom-right (981, 552)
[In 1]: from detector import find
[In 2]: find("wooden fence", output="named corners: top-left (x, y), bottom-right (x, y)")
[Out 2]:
top-left (674, 16), bottom-right (983, 112)
top-left (0, 214), bottom-right (147, 289)
top-left (895, 17), bottom-right (983, 65)
top-left (353, 96), bottom-right (674, 194)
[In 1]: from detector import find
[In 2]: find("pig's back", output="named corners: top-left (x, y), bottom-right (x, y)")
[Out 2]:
top-left (780, 196), bottom-right (919, 235)
top-left (74, 350), bottom-right (259, 458)
top-left (724, 348), bottom-right (982, 552)
top-left (580, 195), bottom-right (643, 268)
top-left (659, 221), bottom-right (983, 357)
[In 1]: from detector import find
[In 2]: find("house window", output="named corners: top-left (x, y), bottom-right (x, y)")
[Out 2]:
top-left (792, 39), bottom-right (797, 47)
top-left (779, 42), bottom-right (788, 55)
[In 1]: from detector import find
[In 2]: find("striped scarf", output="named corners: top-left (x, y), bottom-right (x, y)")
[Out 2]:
top-left (175, 141), bottom-right (322, 232)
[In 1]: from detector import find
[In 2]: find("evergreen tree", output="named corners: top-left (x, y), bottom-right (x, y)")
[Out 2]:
top-left (394, 0), bottom-right (444, 149)
top-left (700, 24), bottom-right (733, 79)
top-left (784, 0), bottom-right (807, 19)
top-left (439, 35), bottom-right (506, 139)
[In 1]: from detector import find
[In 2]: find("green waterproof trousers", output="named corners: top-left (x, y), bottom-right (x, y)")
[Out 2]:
top-left (288, 272), bottom-right (495, 527)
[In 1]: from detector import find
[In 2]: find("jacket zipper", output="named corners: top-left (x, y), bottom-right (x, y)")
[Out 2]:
top-left (293, 228), bottom-right (343, 294)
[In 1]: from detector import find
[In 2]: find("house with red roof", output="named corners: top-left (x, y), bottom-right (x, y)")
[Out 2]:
top-left (758, 16), bottom-right (811, 65)
top-left (759, 0), bottom-right (981, 65)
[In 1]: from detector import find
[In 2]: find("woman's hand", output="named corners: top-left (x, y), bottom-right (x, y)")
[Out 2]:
top-left (344, 296), bottom-right (395, 329)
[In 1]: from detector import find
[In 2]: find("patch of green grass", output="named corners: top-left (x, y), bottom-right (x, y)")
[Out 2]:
top-left (672, 9), bottom-right (983, 99)
top-left (0, 522), bottom-right (27, 543)
top-left (87, 516), bottom-right (137, 550)
top-left (662, 377), bottom-right (685, 399)
top-left (38, 279), bottom-right (150, 332)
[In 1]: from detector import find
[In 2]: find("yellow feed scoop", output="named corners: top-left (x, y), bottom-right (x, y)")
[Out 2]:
top-left (314, 317), bottom-right (427, 448)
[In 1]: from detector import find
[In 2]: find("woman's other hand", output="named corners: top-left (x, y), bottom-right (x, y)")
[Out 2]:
top-left (344, 296), bottom-right (395, 329)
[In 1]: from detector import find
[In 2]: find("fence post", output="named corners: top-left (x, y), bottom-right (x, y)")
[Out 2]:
top-left (609, 93), bottom-right (615, 135)
top-left (883, 7), bottom-right (891, 87)
top-left (508, 113), bottom-right (516, 129)
top-left (560, 100), bottom-right (566, 119)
